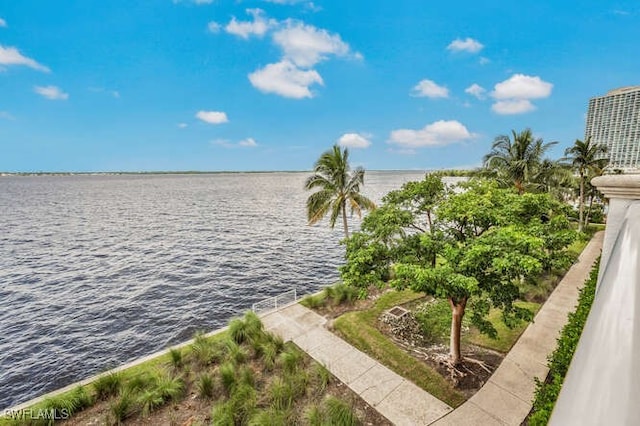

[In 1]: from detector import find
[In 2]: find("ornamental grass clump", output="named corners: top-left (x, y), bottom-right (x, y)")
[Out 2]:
top-left (93, 372), bottom-right (123, 400)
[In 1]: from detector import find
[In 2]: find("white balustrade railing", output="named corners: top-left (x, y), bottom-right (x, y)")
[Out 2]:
top-left (251, 288), bottom-right (298, 314)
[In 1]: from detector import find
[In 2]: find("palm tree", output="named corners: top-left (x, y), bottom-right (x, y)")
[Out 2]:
top-left (305, 145), bottom-right (375, 239)
top-left (563, 137), bottom-right (608, 232)
top-left (483, 129), bottom-right (557, 194)
top-left (531, 159), bottom-right (575, 201)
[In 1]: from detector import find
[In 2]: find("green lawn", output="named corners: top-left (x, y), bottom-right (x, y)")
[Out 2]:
top-left (333, 290), bottom-right (466, 408)
top-left (464, 301), bottom-right (541, 352)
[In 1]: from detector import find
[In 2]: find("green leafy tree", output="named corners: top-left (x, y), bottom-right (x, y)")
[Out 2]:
top-left (342, 179), bottom-right (575, 365)
top-left (483, 129), bottom-right (557, 194)
top-left (305, 145), bottom-right (375, 239)
top-left (563, 137), bottom-right (608, 232)
top-left (340, 174), bottom-right (446, 289)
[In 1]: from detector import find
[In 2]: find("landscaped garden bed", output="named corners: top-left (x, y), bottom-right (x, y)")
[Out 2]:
top-left (2, 312), bottom-right (389, 426)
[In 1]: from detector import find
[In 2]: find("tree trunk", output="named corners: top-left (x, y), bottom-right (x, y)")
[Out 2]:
top-left (578, 172), bottom-right (585, 233)
top-left (341, 200), bottom-right (349, 239)
top-left (448, 297), bottom-right (467, 365)
top-left (585, 194), bottom-right (594, 229)
top-left (426, 210), bottom-right (433, 233)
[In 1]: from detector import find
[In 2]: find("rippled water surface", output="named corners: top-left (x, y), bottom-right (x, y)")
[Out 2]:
top-left (0, 171), bottom-right (441, 408)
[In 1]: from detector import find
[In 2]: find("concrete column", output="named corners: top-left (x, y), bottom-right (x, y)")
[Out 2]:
top-left (591, 174), bottom-right (640, 287)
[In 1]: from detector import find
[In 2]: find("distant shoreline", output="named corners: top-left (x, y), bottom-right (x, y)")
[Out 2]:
top-left (0, 169), bottom-right (473, 177)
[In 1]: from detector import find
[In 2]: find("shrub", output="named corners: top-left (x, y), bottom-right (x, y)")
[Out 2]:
top-left (219, 362), bottom-right (237, 394)
top-left (304, 404), bottom-right (324, 426)
top-left (211, 401), bottom-right (235, 426)
top-left (153, 372), bottom-right (184, 401)
top-left (260, 341), bottom-right (278, 371)
top-left (278, 345), bottom-right (303, 374)
top-left (169, 347), bottom-right (183, 369)
top-left (137, 389), bottom-right (164, 417)
top-left (286, 369), bottom-right (309, 399)
top-left (93, 372), bottom-right (123, 400)
top-left (300, 294), bottom-right (326, 309)
top-left (248, 408), bottom-right (292, 425)
top-left (229, 311), bottom-right (265, 345)
top-left (324, 397), bottom-right (360, 426)
top-left (331, 283), bottom-right (359, 305)
top-left (268, 377), bottom-right (294, 411)
top-left (311, 364), bottom-right (331, 395)
top-left (528, 261), bottom-right (599, 425)
top-left (109, 390), bottom-right (137, 424)
top-left (197, 373), bottom-right (215, 399)
top-left (238, 366), bottom-right (256, 387)
top-left (38, 386), bottom-right (93, 421)
top-left (224, 339), bottom-right (248, 364)
top-left (124, 371), bottom-right (155, 393)
top-left (229, 383), bottom-right (257, 424)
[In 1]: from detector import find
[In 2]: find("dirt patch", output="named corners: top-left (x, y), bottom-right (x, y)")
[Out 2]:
top-left (378, 306), bottom-right (504, 398)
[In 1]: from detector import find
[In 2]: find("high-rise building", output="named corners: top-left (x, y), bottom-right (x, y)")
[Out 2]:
top-left (585, 86), bottom-right (640, 171)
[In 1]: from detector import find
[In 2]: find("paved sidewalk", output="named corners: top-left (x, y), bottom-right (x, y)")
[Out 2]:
top-left (261, 303), bottom-right (454, 425)
top-left (432, 231), bottom-right (604, 426)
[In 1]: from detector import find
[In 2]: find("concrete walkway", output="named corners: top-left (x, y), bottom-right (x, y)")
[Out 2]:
top-left (262, 231), bottom-right (603, 426)
top-left (261, 303), bottom-right (454, 425)
top-left (432, 231), bottom-right (604, 426)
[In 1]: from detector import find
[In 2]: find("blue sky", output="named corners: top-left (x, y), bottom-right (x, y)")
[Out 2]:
top-left (0, 0), bottom-right (638, 172)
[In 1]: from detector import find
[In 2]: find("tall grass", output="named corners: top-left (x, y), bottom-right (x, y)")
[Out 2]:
top-left (278, 345), bottom-right (303, 374)
top-left (197, 373), bottom-right (215, 399)
top-left (268, 377), bottom-right (294, 411)
top-left (93, 372), bottom-right (123, 400)
top-left (324, 397), bottom-right (360, 426)
top-left (219, 361), bottom-right (237, 394)
top-left (109, 390), bottom-right (136, 424)
top-left (168, 347), bottom-right (183, 369)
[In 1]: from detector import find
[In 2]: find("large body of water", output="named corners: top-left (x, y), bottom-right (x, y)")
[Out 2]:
top-left (0, 171), bottom-right (449, 409)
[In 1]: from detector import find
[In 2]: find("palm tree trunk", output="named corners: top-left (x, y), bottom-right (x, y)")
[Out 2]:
top-left (341, 200), bottom-right (349, 239)
top-left (578, 172), bottom-right (585, 233)
top-left (585, 194), bottom-right (594, 228)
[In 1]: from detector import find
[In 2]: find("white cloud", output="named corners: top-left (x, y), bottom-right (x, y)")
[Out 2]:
top-left (248, 60), bottom-right (323, 98)
top-left (491, 99), bottom-right (536, 115)
top-left (0, 18), bottom-right (6, 27)
top-left (490, 74), bottom-right (553, 115)
top-left (238, 137), bottom-right (258, 147)
top-left (34, 85), bottom-right (68, 100)
top-left (225, 9), bottom-right (274, 39)
top-left (273, 21), bottom-right (354, 67)
top-left (492, 74), bottom-right (553, 100)
top-left (196, 110), bottom-right (228, 124)
top-left (479, 57), bottom-right (490, 65)
top-left (447, 37), bottom-right (484, 53)
top-left (337, 133), bottom-right (371, 149)
top-left (0, 45), bottom-right (49, 72)
top-left (465, 83), bottom-right (486, 99)
top-left (213, 138), bottom-right (258, 148)
top-left (389, 120), bottom-right (474, 148)
top-left (207, 22), bottom-right (221, 33)
top-left (263, 0), bottom-right (321, 10)
top-left (411, 79), bottom-right (449, 98)
top-left (178, 123), bottom-right (188, 128)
